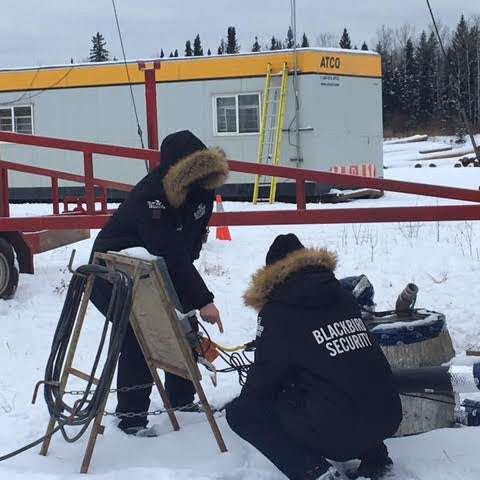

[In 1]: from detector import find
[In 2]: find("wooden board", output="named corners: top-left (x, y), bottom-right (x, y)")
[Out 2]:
top-left (97, 253), bottom-right (196, 380)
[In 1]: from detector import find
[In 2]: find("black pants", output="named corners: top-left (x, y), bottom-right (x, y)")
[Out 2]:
top-left (226, 396), bottom-right (391, 480)
top-left (91, 276), bottom-right (196, 428)
top-left (226, 396), bottom-right (331, 479)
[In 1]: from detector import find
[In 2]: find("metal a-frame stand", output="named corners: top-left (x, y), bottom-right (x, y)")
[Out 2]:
top-left (39, 252), bottom-right (227, 473)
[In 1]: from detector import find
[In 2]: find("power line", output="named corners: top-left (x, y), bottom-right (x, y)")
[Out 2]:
top-left (111, 0), bottom-right (147, 163)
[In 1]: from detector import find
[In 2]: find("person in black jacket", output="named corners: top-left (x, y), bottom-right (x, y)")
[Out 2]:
top-left (90, 130), bottom-right (228, 435)
top-left (226, 234), bottom-right (402, 480)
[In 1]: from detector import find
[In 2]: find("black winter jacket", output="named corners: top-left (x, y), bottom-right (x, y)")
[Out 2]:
top-left (91, 130), bottom-right (228, 312)
top-left (240, 248), bottom-right (402, 458)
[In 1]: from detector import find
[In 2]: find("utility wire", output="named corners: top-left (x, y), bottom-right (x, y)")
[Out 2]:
top-left (425, 0), bottom-right (479, 162)
top-left (111, 0), bottom-right (147, 159)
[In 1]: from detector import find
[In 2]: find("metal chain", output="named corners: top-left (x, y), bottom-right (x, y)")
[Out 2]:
top-left (61, 384), bottom-right (212, 417)
top-left (104, 401), bottom-right (204, 418)
top-left (63, 383), bottom-right (154, 396)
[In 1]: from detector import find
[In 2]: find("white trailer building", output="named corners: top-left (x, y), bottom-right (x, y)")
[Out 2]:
top-left (0, 48), bottom-right (383, 200)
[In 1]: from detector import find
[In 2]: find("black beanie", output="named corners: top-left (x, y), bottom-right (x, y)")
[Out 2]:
top-left (265, 233), bottom-right (305, 266)
top-left (159, 130), bottom-right (207, 175)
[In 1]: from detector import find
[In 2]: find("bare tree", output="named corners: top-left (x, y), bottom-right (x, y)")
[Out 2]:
top-left (375, 25), bottom-right (395, 53)
top-left (395, 23), bottom-right (417, 52)
top-left (315, 32), bottom-right (336, 48)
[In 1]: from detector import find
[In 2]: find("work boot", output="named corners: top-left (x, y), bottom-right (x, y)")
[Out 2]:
top-left (346, 457), bottom-right (393, 479)
top-left (293, 464), bottom-right (341, 480)
top-left (118, 424), bottom-right (159, 437)
top-left (317, 466), bottom-right (343, 479)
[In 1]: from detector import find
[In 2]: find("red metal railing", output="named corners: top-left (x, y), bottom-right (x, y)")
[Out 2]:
top-left (0, 130), bottom-right (159, 222)
top-left (0, 130), bottom-right (479, 233)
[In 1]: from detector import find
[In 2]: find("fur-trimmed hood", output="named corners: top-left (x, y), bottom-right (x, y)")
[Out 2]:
top-left (243, 248), bottom-right (338, 312)
top-left (163, 147), bottom-right (228, 207)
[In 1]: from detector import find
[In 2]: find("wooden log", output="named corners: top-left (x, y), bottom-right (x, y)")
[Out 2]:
top-left (384, 135), bottom-right (428, 145)
top-left (320, 188), bottom-right (383, 204)
top-left (415, 148), bottom-right (474, 161)
top-left (381, 330), bottom-right (456, 436)
top-left (466, 350), bottom-right (480, 357)
top-left (419, 146), bottom-right (452, 154)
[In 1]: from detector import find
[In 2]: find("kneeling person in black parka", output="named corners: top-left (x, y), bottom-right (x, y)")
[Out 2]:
top-left (226, 234), bottom-right (402, 480)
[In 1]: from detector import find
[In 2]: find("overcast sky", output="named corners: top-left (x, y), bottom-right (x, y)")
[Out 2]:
top-left (0, 1), bottom-right (478, 68)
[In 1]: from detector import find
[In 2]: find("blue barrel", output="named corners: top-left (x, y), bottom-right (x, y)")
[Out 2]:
top-left (370, 310), bottom-right (446, 347)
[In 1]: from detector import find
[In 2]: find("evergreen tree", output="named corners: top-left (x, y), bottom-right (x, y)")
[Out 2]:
top-left (218, 39), bottom-right (226, 55)
top-left (286, 26), bottom-right (294, 48)
top-left (301, 33), bottom-right (309, 47)
top-left (169, 52), bottom-right (174, 58)
top-left (415, 30), bottom-right (437, 127)
top-left (451, 14), bottom-right (477, 125)
top-left (226, 27), bottom-right (240, 53)
top-left (252, 36), bottom-right (261, 52)
top-left (339, 28), bottom-right (352, 49)
top-left (207, 48), bottom-right (212, 55)
top-left (193, 34), bottom-right (204, 56)
top-left (361, 41), bottom-right (368, 50)
top-left (174, 49), bottom-right (179, 57)
top-left (89, 32), bottom-right (109, 62)
top-left (269, 36), bottom-right (283, 50)
top-left (401, 37), bottom-right (418, 129)
top-left (70, 57), bottom-right (74, 64)
top-left (160, 49), bottom-right (164, 58)
top-left (185, 40), bottom-right (193, 56)
top-left (471, 23), bottom-right (480, 127)
top-left (376, 40), bottom-right (401, 130)
top-left (370, 15), bottom-right (480, 134)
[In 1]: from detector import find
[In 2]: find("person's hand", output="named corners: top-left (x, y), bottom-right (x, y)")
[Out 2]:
top-left (199, 302), bottom-right (224, 333)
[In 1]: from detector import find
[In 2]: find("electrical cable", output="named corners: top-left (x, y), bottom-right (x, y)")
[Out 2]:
top-left (196, 322), bottom-right (252, 385)
top-left (213, 343), bottom-right (246, 352)
top-left (0, 263), bottom-right (133, 462)
top-left (43, 264), bottom-right (133, 442)
top-left (111, 0), bottom-right (147, 167)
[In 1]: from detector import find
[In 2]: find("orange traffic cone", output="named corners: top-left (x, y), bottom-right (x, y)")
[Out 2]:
top-left (215, 194), bottom-right (231, 241)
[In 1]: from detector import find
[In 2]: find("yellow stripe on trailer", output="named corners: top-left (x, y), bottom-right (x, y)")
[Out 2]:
top-left (0, 50), bottom-right (381, 93)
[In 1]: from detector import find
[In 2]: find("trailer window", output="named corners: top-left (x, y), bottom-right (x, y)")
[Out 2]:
top-left (0, 105), bottom-right (33, 134)
top-left (214, 93), bottom-right (260, 135)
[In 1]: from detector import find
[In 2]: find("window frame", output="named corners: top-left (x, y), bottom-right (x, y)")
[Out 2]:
top-left (213, 92), bottom-right (261, 136)
top-left (0, 104), bottom-right (34, 134)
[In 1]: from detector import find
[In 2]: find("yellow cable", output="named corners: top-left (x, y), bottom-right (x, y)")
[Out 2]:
top-left (213, 342), bottom-right (246, 352)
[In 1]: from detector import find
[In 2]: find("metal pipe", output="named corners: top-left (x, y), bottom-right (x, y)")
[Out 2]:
top-left (291, 0), bottom-right (302, 167)
top-left (393, 364), bottom-right (480, 394)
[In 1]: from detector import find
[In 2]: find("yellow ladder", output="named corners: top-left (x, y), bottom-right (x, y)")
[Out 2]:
top-left (252, 62), bottom-right (289, 204)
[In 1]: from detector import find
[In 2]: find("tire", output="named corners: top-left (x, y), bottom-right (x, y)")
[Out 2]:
top-left (0, 237), bottom-right (19, 299)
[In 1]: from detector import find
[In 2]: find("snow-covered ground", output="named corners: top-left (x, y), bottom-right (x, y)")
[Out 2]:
top-left (1, 136), bottom-right (480, 479)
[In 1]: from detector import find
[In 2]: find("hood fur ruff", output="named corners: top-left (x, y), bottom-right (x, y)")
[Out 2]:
top-left (243, 248), bottom-right (338, 311)
top-left (163, 148), bottom-right (228, 207)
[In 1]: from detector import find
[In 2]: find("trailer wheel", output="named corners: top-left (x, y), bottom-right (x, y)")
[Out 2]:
top-left (0, 238), bottom-right (19, 299)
